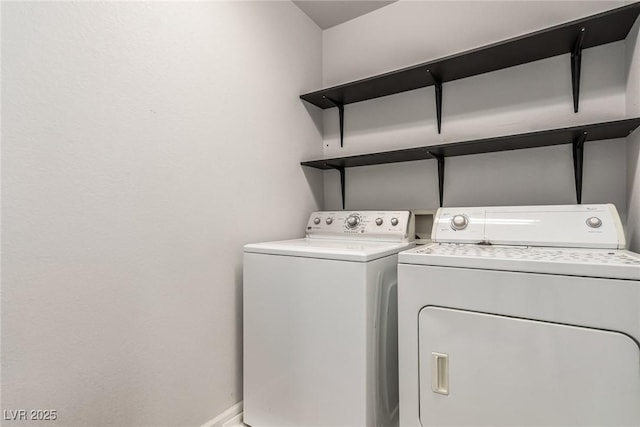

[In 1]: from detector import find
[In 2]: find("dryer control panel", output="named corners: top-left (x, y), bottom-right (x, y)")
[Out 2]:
top-left (431, 204), bottom-right (626, 249)
top-left (306, 211), bottom-right (415, 242)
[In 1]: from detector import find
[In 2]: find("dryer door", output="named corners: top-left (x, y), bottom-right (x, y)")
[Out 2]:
top-left (418, 306), bottom-right (640, 427)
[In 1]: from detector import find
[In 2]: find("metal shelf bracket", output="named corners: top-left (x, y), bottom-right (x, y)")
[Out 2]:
top-left (571, 27), bottom-right (586, 113)
top-left (428, 152), bottom-right (446, 207)
top-left (324, 96), bottom-right (345, 147)
top-left (326, 164), bottom-right (346, 209)
top-left (572, 131), bottom-right (587, 204)
top-left (427, 70), bottom-right (443, 134)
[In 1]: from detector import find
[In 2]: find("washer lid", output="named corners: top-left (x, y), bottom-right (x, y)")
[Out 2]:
top-left (399, 243), bottom-right (640, 280)
top-left (244, 238), bottom-right (413, 262)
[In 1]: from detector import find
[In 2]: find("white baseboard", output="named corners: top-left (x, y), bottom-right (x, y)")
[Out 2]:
top-left (221, 411), bottom-right (244, 427)
top-left (200, 402), bottom-right (244, 427)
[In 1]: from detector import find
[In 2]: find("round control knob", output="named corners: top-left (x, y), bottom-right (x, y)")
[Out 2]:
top-left (586, 216), bottom-right (602, 228)
top-left (345, 215), bottom-right (360, 229)
top-left (391, 217), bottom-right (399, 226)
top-left (451, 214), bottom-right (468, 230)
top-left (313, 217), bottom-right (321, 225)
top-left (326, 218), bottom-right (333, 225)
top-left (375, 218), bottom-right (383, 226)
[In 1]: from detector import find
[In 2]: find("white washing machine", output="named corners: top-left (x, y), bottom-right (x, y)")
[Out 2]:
top-left (244, 211), bottom-right (415, 427)
top-left (397, 204), bottom-right (640, 427)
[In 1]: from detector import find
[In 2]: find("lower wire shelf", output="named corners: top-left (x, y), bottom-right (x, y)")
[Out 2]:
top-left (301, 118), bottom-right (640, 208)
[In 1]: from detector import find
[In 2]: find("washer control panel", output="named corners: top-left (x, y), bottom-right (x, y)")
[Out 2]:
top-left (306, 211), bottom-right (414, 242)
top-left (431, 204), bottom-right (626, 249)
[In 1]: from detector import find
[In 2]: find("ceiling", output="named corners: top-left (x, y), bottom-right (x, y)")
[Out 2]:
top-left (293, 1), bottom-right (397, 29)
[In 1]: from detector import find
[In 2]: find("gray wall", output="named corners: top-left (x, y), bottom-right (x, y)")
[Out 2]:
top-left (320, 1), bottom-right (631, 226)
top-left (626, 11), bottom-right (640, 252)
top-left (1, 2), bottom-right (322, 425)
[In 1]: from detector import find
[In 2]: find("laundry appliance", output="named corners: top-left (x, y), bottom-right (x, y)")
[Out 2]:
top-left (397, 204), bottom-right (640, 427)
top-left (244, 211), bottom-right (415, 427)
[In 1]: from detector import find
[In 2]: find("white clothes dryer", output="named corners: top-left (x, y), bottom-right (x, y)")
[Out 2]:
top-left (244, 211), bottom-right (415, 427)
top-left (397, 204), bottom-right (640, 427)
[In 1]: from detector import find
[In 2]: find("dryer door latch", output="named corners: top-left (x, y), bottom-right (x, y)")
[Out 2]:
top-left (431, 352), bottom-right (450, 395)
